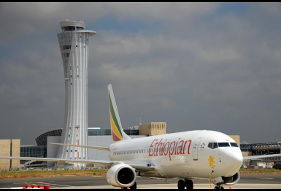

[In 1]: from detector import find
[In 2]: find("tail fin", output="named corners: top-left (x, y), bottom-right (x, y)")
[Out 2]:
top-left (108, 84), bottom-right (131, 142)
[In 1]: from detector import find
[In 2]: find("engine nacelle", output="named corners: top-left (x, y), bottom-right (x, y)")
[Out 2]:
top-left (213, 172), bottom-right (240, 185)
top-left (106, 163), bottom-right (136, 188)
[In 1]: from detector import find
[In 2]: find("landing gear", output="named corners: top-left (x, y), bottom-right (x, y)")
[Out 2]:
top-left (121, 182), bottom-right (137, 190)
top-left (130, 182), bottom-right (137, 190)
top-left (214, 185), bottom-right (224, 190)
top-left (185, 179), bottom-right (193, 190)
top-left (177, 179), bottom-right (193, 190)
top-left (178, 179), bottom-right (185, 190)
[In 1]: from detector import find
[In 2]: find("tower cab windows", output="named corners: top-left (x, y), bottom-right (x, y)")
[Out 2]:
top-left (63, 26), bottom-right (75, 31)
top-left (62, 26), bottom-right (85, 32)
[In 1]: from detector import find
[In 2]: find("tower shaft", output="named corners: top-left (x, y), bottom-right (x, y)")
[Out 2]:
top-left (57, 20), bottom-right (95, 166)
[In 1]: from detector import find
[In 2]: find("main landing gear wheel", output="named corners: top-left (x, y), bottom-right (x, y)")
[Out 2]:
top-left (214, 185), bottom-right (224, 190)
top-left (177, 179), bottom-right (194, 190)
top-left (178, 179), bottom-right (185, 190)
top-left (130, 182), bottom-right (137, 190)
top-left (185, 179), bottom-right (193, 190)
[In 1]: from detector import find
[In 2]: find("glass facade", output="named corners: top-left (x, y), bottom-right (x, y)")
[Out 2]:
top-left (124, 129), bottom-right (139, 135)
top-left (20, 145), bottom-right (47, 158)
top-left (88, 129), bottom-right (139, 136)
top-left (20, 145), bottom-right (47, 166)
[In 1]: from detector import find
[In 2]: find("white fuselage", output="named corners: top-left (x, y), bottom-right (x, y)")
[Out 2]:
top-left (108, 130), bottom-right (243, 179)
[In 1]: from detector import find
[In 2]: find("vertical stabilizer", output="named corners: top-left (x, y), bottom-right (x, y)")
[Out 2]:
top-left (108, 84), bottom-right (131, 142)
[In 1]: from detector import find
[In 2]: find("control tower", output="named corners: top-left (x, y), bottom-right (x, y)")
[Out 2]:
top-left (57, 19), bottom-right (96, 167)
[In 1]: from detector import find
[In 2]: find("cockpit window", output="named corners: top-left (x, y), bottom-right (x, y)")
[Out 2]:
top-left (209, 142), bottom-right (238, 148)
top-left (218, 142), bottom-right (230, 147)
top-left (208, 142), bottom-right (218, 149)
top-left (230, 142), bottom-right (238, 147)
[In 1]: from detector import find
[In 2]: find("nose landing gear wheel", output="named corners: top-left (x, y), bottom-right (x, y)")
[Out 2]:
top-left (177, 179), bottom-right (194, 190)
top-left (185, 179), bottom-right (193, 190)
top-left (214, 185), bottom-right (224, 190)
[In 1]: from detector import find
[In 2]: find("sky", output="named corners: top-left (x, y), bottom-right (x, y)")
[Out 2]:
top-left (0, 2), bottom-right (281, 145)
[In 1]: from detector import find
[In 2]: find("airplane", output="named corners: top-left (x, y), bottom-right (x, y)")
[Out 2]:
top-left (1, 83), bottom-right (281, 190)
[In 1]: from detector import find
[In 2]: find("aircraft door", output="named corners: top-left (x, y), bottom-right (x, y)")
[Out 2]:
top-left (192, 138), bottom-right (203, 161)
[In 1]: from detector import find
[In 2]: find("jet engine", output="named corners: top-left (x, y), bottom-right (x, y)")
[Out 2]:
top-left (213, 172), bottom-right (240, 185)
top-left (106, 163), bottom-right (136, 188)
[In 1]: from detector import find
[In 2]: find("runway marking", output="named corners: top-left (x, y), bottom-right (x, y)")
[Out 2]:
top-left (39, 182), bottom-right (72, 187)
top-left (259, 177), bottom-right (274, 180)
top-left (13, 182), bottom-right (32, 185)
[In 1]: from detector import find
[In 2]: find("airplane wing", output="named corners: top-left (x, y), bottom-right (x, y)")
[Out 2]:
top-left (243, 153), bottom-right (281, 160)
top-left (0, 156), bottom-right (113, 166)
top-left (0, 156), bottom-right (155, 172)
top-left (125, 161), bottom-right (156, 172)
top-left (50, 143), bottom-right (110, 151)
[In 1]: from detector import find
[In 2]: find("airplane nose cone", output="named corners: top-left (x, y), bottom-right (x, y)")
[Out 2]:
top-left (231, 153), bottom-right (243, 165)
top-left (231, 154), bottom-right (243, 172)
top-left (223, 150), bottom-right (243, 176)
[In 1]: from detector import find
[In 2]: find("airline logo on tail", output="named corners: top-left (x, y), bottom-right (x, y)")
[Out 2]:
top-left (109, 96), bottom-right (123, 141)
top-left (108, 84), bottom-right (131, 142)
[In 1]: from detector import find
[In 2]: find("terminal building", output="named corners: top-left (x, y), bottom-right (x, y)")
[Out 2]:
top-left (0, 139), bottom-right (20, 169)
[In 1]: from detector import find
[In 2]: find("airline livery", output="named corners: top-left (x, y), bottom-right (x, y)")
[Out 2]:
top-left (1, 84), bottom-right (281, 190)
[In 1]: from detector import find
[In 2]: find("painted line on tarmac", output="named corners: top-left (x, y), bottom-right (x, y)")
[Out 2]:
top-left (39, 182), bottom-right (72, 187)
top-left (12, 181), bottom-right (72, 187)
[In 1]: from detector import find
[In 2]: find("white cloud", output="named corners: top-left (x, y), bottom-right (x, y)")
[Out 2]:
top-left (0, 2), bottom-right (219, 44)
top-left (107, 2), bottom-right (218, 22)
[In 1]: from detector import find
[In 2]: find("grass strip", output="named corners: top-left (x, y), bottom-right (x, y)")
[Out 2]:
top-left (240, 168), bottom-right (281, 174)
top-left (0, 169), bottom-right (107, 179)
top-left (1, 168), bottom-right (281, 179)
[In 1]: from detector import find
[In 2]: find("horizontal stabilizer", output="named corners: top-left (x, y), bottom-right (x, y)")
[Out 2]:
top-left (50, 143), bottom-right (110, 151)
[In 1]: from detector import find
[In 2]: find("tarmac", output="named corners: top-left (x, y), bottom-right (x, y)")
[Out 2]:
top-left (1, 173), bottom-right (281, 189)
top-left (56, 184), bottom-right (281, 189)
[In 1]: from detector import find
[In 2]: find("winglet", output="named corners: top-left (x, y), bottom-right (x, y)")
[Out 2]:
top-left (108, 84), bottom-right (131, 142)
